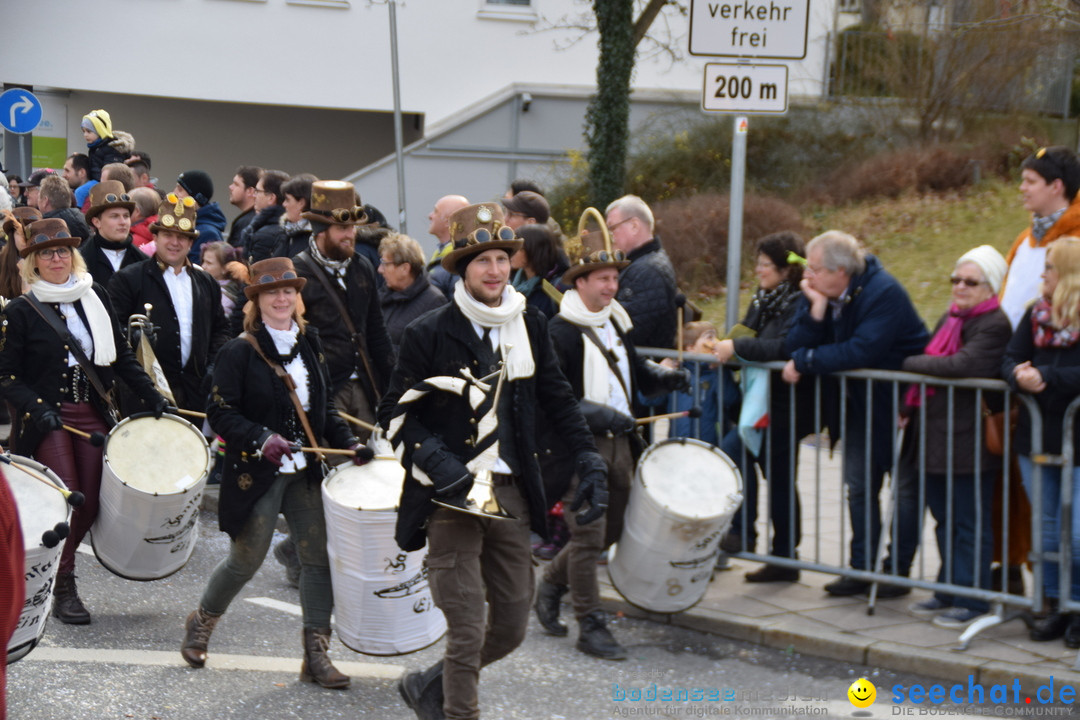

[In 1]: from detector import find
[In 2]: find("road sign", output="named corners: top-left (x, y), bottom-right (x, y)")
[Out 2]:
top-left (702, 63), bottom-right (788, 114)
top-left (689, 0), bottom-right (809, 59)
top-left (0, 88), bottom-right (43, 134)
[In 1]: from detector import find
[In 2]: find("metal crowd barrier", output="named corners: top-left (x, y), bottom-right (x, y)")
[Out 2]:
top-left (639, 348), bottom-right (1062, 650)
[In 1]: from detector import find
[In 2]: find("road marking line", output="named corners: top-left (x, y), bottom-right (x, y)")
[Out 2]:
top-left (244, 597), bottom-right (336, 624)
top-left (21, 647), bottom-right (404, 678)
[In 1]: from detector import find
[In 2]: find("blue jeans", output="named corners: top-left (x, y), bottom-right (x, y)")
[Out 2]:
top-left (924, 471), bottom-right (995, 613)
top-left (1019, 456), bottom-right (1080, 602)
top-left (843, 436), bottom-right (920, 574)
top-left (200, 471), bottom-right (333, 628)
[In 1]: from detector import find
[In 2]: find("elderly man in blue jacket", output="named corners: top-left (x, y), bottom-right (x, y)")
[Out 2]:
top-left (783, 230), bottom-right (929, 597)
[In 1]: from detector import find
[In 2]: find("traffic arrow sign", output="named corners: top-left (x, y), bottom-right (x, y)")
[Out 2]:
top-left (0, 89), bottom-right (43, 135)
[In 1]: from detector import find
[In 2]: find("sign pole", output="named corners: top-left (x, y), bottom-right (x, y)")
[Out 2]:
top-left (388, 0), bottom-right (408, 234)
top-left (725, 116), bottom-right (747, 332)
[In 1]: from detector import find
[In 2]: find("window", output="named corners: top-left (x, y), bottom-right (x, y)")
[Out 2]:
top-left (478, 0), bottom-right (536, 22)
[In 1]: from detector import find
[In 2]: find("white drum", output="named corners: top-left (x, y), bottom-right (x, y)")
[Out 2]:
top-left (92, 413), bottom-right (211, 581)
top-left (4, 454), bottom-right (71, 664)
top-left (322, 458), bottom-right (446, 656)
top-left (608, 438), bottom-right (743, 613)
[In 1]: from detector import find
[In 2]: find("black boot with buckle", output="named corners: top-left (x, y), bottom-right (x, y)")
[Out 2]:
top-left (52, 571), bottom-right (91, 625)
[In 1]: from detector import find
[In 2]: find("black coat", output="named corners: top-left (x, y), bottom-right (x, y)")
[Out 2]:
top-left (43, 208), bottom-right (91, 242)
top-left (0, 283), bottom-right (160, 454)
top-left (616, 238), bottom-right (678, 350)
top-left (377, 302), bottom-right (598, 551)
top-left (293, 250), bottom-right (393, 399)
top-left (228, 208), bottom-right (256, 248)
top-left (107, 260), bottom-right (231, 410)
top-left (207, 326), bottom-right (356, 539)
top-left (378, 272), bottom-right (447, 353)
top-left (244, 205), bottom-right (287, 264)
top-left (79, 233), bottom-right (147, 287)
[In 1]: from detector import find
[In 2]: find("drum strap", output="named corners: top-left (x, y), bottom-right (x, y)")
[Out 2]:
top-left (579, 326), bottom-right (631, 406)
top-left (25, 294), bottom-right (119, 417)
top-left (298, 250), bottom-right (381, 404)
top-left (240, 332), bottom-right (324, 462)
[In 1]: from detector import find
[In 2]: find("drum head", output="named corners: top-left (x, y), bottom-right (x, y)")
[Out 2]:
top-left (324, 459), bottom-right (405, 512)
top-left (105, 414), bottom-right (210, 494)
top-left (637, 438), bottom-right (740, 519)
top-left (3, 455), bottom-right (69, 546)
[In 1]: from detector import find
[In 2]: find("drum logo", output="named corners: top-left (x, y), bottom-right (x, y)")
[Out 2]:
top-left (374, 567), bottom-right (430, 601)
top-left (670, 519), bottom-right (713, 542)
top-left (384, 552), bottom-right (408, 574)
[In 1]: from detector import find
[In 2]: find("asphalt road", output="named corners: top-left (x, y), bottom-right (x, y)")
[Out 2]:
top-left (8, 510), bottom-right (957, 719)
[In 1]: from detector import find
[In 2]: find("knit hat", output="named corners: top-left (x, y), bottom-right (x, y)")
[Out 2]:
top-left (957, 245), bottom-right (1007, 294)
top-left (82, 109), bottom-right (114, 140)
top-left (176, 170), bottom-right (214, 206)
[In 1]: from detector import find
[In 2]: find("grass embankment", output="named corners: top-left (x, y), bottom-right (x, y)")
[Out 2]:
top-left (699, 178), bottom-right (1029, 328)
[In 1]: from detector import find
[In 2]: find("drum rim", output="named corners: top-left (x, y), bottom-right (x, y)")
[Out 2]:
top-left (103, 413), bottom-right (212, 493)
top-left (322, 459), bottom-right (404, 513)
top-left (634, 437), bottom-right (741, 521)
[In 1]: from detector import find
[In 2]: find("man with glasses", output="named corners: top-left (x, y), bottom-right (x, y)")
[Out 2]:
top-left (108, 193), bottom-right (230, 411)
top-left (782, 230), bottom-right (928, 597)
top-left (605, 194), bottom-right (678, 350)
top-left (293, 180), bottom-right (392, 438)
top-left (80, 180), bottom-right (147, 286)
top-left (241, 169), bottom-right (290, 264)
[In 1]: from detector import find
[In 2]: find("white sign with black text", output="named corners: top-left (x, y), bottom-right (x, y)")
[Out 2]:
top-left (689, 0), bottom-right (809, 59)
top-left (701, 63), bottom-right (788, 114)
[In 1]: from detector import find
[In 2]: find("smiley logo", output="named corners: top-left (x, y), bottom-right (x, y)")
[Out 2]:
top-left (848, 678), bottom-right (876, 708)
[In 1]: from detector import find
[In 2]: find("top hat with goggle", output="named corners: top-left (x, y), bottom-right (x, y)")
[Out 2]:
top-left (441, 202), bottom-right (522, 273)
top-left (149, 193), bottom-right (201, 239)
top-left (3, 206), bottom-right (43, 247)
top-left (20, 218), bottom-right (81, 258)
top-left (85, 180), bottom-right (136, 222)
top-left (302, 180), bottom-right (369, 226)
top-left (561, 207), bottom-right (630, 284)
top-left (244, 257), bottom-right (307, 300)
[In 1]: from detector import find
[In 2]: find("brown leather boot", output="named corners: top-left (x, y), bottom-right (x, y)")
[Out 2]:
top-left (300, 627), bottom-right (350, 689)
top-left (181, 607), bottom-right (222, 668)
top-left (52, 571), bottom-right (91, 625)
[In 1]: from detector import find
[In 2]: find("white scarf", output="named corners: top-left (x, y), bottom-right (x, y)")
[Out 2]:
top-left (558, 289), bottom-right (633, 406)
top-left (30, 272), bottom-right (117, 366)
top-left (453, 283), bottom-right (534, 380)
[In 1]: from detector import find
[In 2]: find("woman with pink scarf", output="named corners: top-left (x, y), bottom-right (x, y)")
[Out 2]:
top-left (901, 245), bottom-right (1012, 629)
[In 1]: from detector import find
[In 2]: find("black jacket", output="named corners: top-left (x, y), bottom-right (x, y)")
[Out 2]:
top-left (80, 233), bottom-right (148, 287)
top-left (378, 272), bottom-right (446, 353)
top-left (243, 205), bottom-right (287, 264)
top-left (377, 302), bottom-right (598, 551)
top-left (228, 207), bottom-right (256, 248)
top-left (293, 249), bottom-right (393, 399)
top-left (107, 260), bottom-right (231, 410)
top-left (207, 326), bottom-right (356, 539)
top-left (616, 238), bottom-right (678, 349)
top-left (43, 208), bottom-right (92, 242)
top-left (0, 283), bottom-right (160, 454)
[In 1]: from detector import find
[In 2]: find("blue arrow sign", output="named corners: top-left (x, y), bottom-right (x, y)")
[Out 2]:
top-left (0, 89), bottom-right (43, 134)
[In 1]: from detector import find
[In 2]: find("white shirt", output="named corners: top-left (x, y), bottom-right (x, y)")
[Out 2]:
top-left (472, 322), bottom-right (512, 475)
top-left (102, 248), bottom-right (126, 272)
top-left (1001, 236), bottom-right (1046, 329)
top-left (162, 266), bottom-right (194, 367)
top-left (267, 323), bottom-right (310, 473)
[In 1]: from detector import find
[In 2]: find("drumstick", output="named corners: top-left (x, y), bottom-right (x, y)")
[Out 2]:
top-left (337, 411), bottom-right (378, 433)
top-left (62, 425), bottom-right (105, 447)
top-left (290, 444), bottom-right (375, 458)
top-left (175, 408), bottom-right (207, 420)
top-left (2, 458), bottom-right (85, 507)
top-left (634, 407), bottom-right (703, 425)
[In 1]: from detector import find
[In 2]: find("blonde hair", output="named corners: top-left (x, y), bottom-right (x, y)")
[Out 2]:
top-left (683, 320), bottom-right (717, 350)
top-left (21, 245), bottom-right (87, 286)
top-left (1047, 236), bottom-right (1080, 330)
top-left (241, 293), bottom-right (308, 334)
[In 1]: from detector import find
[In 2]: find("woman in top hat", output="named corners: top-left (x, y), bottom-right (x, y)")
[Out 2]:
top-left (0, 206), bottom-right (42, 299)
top-left (0, 218), bottom-right (169, 624)
top-left (182, 257), bottom-right (368, 689)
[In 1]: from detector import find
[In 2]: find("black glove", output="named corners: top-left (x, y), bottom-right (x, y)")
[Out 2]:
top-left (663, 366), bottom-right (693, 394)
top-left (260, 433), bottom-right (294, 467)
top-left (413, 436), bottom-right (473, 498)
top-left (35, 409), bottom-right (64, 433)
top-left (570, 451), bottom-right (609, 525)
top-left (579, 400), bottom-right (636, 436)
top-left (350, 443), bottom-right (375, 466)
top-left (151, 396), bottom-right (174, 419)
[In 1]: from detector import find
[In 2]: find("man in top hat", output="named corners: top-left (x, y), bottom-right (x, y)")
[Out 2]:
top-left (174, 170), bottom-right (227, 262)
top-left (80, 180), bottom-right (148, 287)
top-left (534, 226), bottom-right (690, 661)
top-left (379, 202), bottom-right (608, 720)
top-left (108, 193), bottom-right (230, 411)
top-left (292, 180), bottom-right (392, 438)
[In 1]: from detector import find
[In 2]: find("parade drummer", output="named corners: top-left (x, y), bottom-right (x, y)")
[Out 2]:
top-left (182, 257), bottom-right (366, 690)
top-left (0, 218), bottom-right (168, 625)
top-left (379, 203), bottom-right (607, 720)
